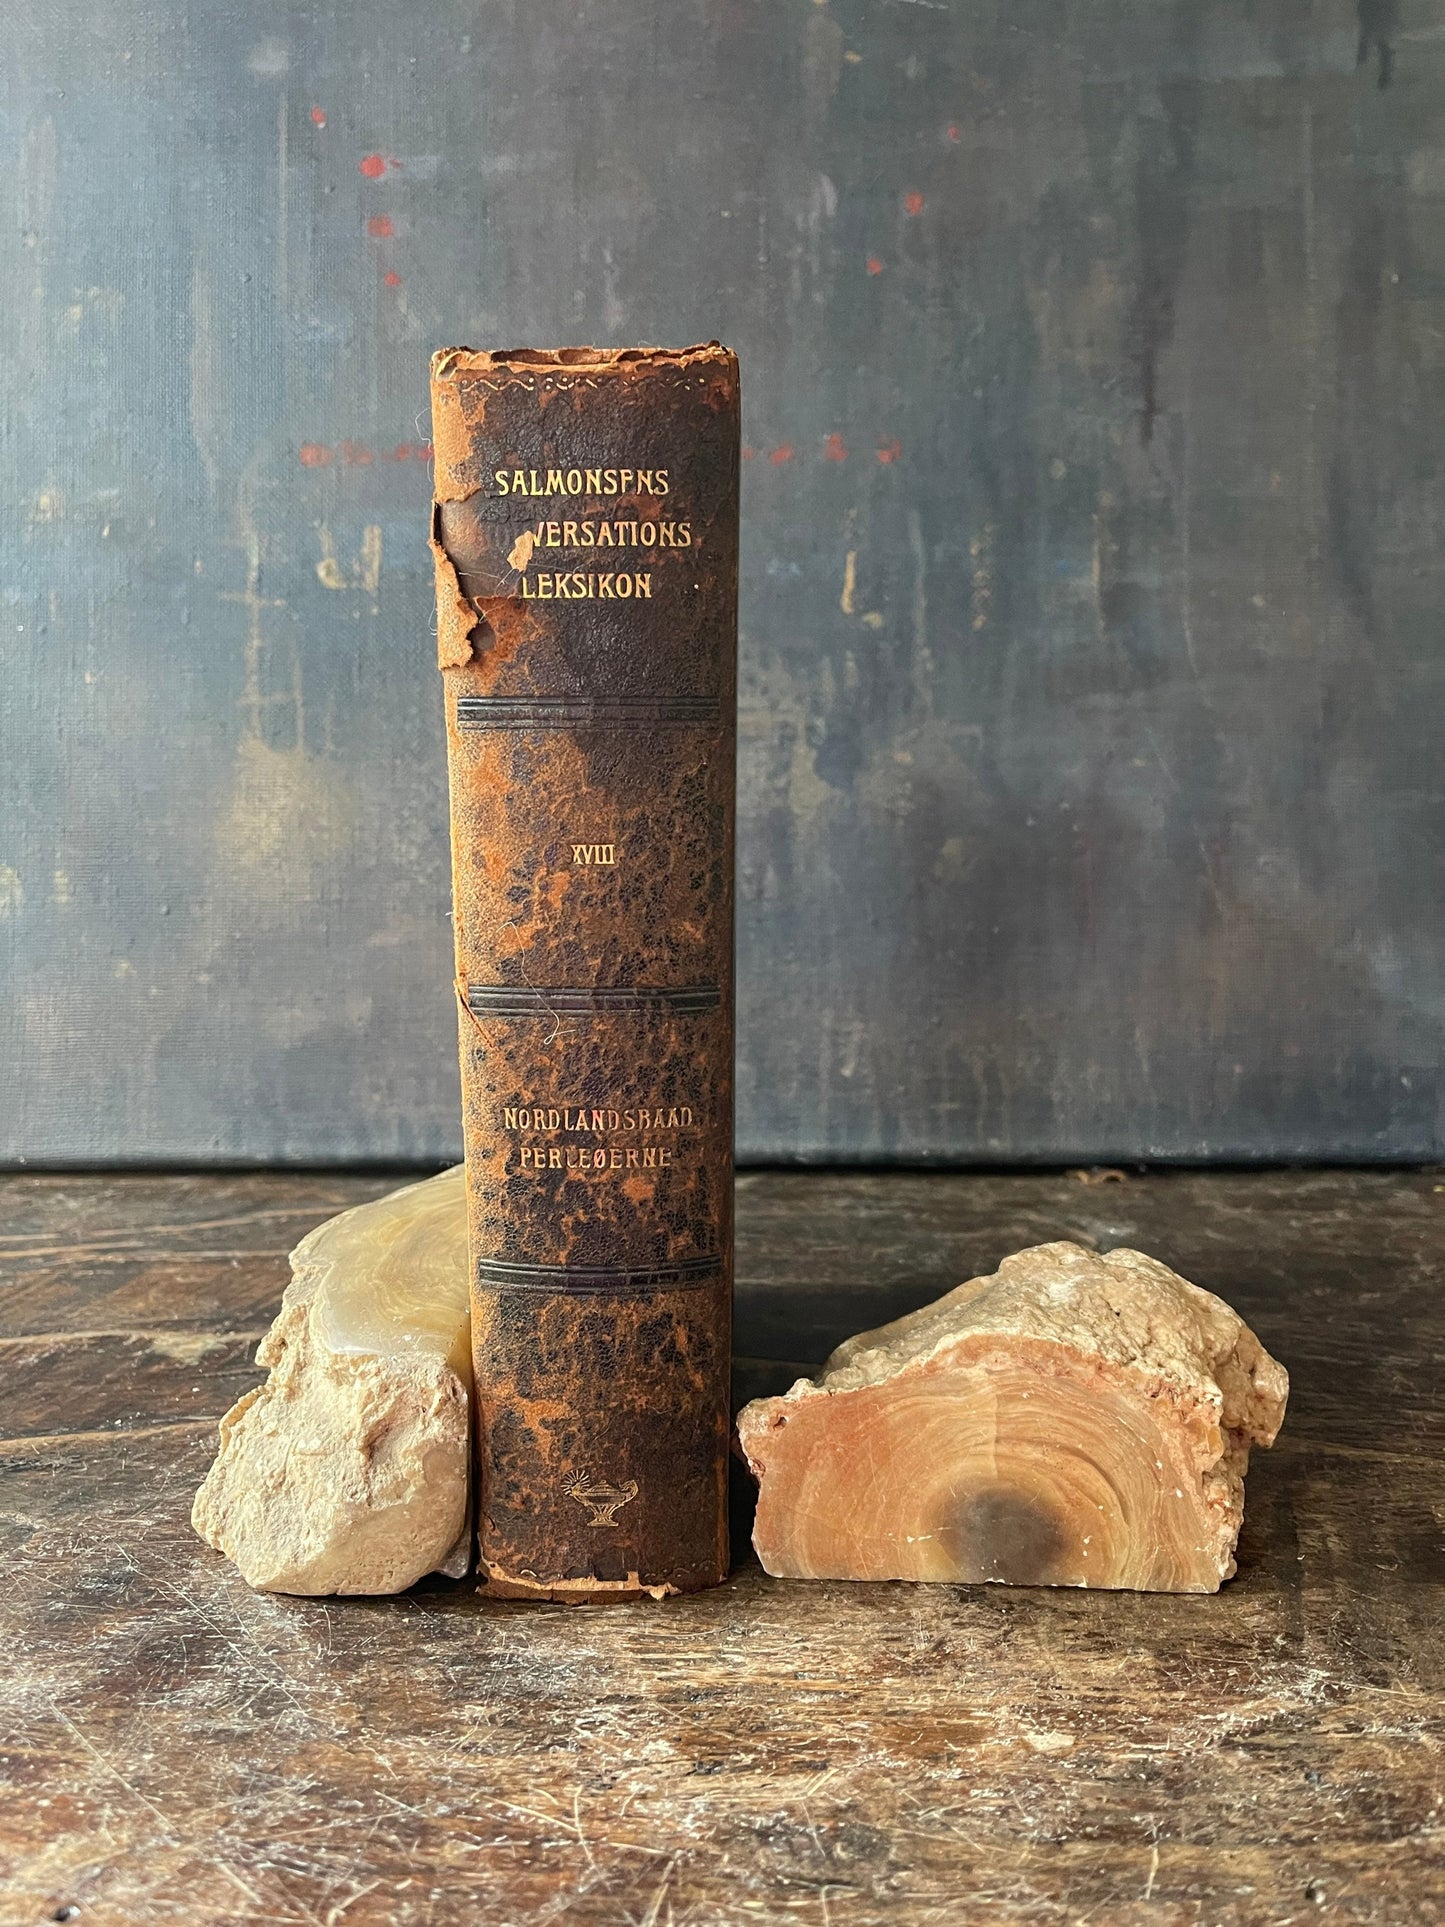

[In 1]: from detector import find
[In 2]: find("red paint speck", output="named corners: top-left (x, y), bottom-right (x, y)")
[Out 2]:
top-left (310, 106), bottom-right (327, 128)
top-left (306, 437), bottom-right (430, 465)
top-left (946, 123), bottom-right (960, 143)
top-left (383, 270), bottom-right (402, 287)
top-left (769, 444), bottom-right (794, 466)
top-left (904, 190), bottom-right (925, 216)
top-left (367, 214), bottom-right (395, 238)
top-left (877, 438), bottom-right (902, 465)
top-left (741, 445), bottom-right (756, 461)
top-left (359, 153), bottom-right (386, 179)
top-left (823, 433), bottom-right (848, 462)
top-left (866, 255), bottom-right (884, 276)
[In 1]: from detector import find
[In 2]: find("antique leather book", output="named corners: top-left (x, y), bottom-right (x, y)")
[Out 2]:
top-left (428, 344), bottom-right (738, 1600)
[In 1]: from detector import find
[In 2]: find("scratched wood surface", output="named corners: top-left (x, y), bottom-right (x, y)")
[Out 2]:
top-left (1, 1169), bottom-right (1442, 1925)
top-left (6, 0), bottom-right (1445, 1166)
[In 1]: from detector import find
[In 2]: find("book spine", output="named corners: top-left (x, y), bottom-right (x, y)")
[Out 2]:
top-left (429, 344), bottom-right (738, 1600)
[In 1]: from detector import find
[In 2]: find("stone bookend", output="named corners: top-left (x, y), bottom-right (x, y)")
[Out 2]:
top-left (193, 1167), bottom-right (471, 1595)
top-left (737, 1242), bottom-right (1287, 1593)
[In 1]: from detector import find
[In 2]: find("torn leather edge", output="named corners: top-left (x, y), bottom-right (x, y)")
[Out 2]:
top-left (479, 1563), bottom-right (681, 1604)
top-left (430, 356), bottom-right (486, 670)
top-left (431, 501), bottom-right (479, 671)
top-left (430, 341), bottom-right (734, 378)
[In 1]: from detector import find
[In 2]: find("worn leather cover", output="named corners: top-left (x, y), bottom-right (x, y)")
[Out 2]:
top-left (429, 344), bottom-right (738, 1599)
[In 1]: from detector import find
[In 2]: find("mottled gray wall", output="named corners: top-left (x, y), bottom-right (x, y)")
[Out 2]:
top-left (2, 0), bottom-right (1442, 1164)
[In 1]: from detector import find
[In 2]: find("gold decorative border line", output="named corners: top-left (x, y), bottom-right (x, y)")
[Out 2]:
top-left (466, 983), bottom-right (721, 1016)
top-left (476, 1254), bottom-right (724, 1295)
top-left (457, 694), bottom-right (722, 729)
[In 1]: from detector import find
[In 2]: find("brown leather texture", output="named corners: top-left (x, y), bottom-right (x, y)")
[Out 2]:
top-left (429, 344), bottom-right (738, 1600)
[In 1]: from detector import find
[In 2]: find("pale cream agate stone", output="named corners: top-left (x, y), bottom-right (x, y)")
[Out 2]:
top-left (737, 1241), bottom-right (1288, 1593)
top-left (192, 1166), bottom-right (472, 1595)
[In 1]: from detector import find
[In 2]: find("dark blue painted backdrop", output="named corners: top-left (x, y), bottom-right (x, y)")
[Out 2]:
top-left (2, 0), bottom-right (1441, 1162)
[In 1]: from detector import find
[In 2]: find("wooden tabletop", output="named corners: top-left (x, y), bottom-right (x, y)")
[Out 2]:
top-left (1, 1169), bottom-right (1442, 1925)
